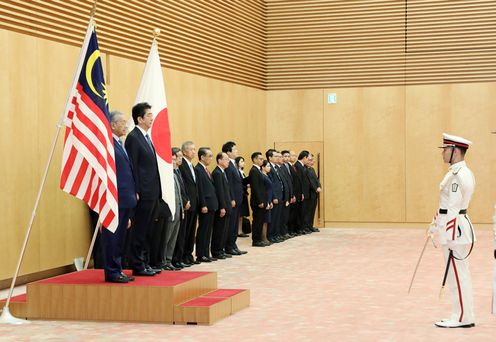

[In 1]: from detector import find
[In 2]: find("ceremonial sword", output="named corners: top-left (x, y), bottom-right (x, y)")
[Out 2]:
top-left (408, 232), bottom-right (436, 294)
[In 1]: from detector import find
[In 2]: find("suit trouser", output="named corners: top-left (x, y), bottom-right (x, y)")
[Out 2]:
top-left (225, 205), bottom-right (240, 251)
top-left (295, 200), bottom-right (305, 231)
top-left (172, 210), bottom-right (189, 264)
top-left (101, 208), bottom-right (131, 279)
top-left (212, 212), bottom-right (229, 256)
top-left (184, 209), bottom-right (198, 261)
top-left (130, 199), bottom-right (158, 271)
top-left (251, 206), bottom-right (265, 243)
top-left (164, 210), bottom-right (181, 262)
top-left (303, 194), bottom-right (317, 228)
top-left (288, 203), bottom-right (298, 233)
top-left (150, 214), bottom-right (167, 267)
top-left (196, 211), bottom-right (214, 258)
top-left (268, 202), bottom-right (282, 239)
top-left (442, 244), bottom-right (475, 323)
top-left (280, 203), bottom-right (290, 236)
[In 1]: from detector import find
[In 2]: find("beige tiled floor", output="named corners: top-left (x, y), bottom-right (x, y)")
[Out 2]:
top-left (1, 228), bottom-right (495, 341)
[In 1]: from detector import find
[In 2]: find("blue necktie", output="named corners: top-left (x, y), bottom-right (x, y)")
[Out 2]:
top-left (145, 134), bottom-right (154, 153)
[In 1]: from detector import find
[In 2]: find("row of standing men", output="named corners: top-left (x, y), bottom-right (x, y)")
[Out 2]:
top-left (98, 102), bottom-right (321, 283)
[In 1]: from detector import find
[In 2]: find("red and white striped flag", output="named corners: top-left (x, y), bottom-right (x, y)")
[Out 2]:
top-left (60, 21), bottom-right (119, 232)
top-left (133, 38), bottom-right (175, 217)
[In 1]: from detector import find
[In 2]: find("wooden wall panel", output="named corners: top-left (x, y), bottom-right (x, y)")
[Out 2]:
top-left (323, 87), bottom-right (406, 222)
top-left (266, 0), bottom-right (496, 89)
top-left (266, 89), bottom-right (324, 142)
top-left (0, 29), bottom-right (266, 281)
top-left (405, 83), bottom-right (496, 223)
top-left (0, 0), bottom-right (266, 89)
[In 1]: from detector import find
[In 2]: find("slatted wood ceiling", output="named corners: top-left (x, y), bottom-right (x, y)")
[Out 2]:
top-left (266, 0), bottom-right (496, 89)
top-left (1, 0), bottom-right (495, 90)
top-left (0, 0), bottom-right (266, 89)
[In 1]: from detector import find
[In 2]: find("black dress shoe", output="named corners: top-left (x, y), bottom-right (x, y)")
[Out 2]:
top-left (172, 262), bottom-right (184, 269)
top-left (121, 273), bottom-right (135, 281)
top-left (310, 227), bottom-right (320, 232)
top-left (252, 241), bottom-right (266, 247)
top-left (106, 274), bottom-right (129, 283)
top-left (198, 256), bottom-right (211, 263)
top-left (182, 259), bottom-right (193, 266)
top-left (193, 259), bottom-right (201, 264)
top-left (133, 269), bottom-right (156, 276)
top-left (221, 252), bottom-right (232, 258)
top-left (226, 249), bottom-right (241, 255)
top-left (235, 248), bottom-right (248, 255)
top-left (209, 256), bottom-right (218, 261)
top-left (146, 266), bottom-right (161, 274)
top-left (237, 233), bottom-right (249, 238)
top-left (213, 254), bottom-right (226, 259)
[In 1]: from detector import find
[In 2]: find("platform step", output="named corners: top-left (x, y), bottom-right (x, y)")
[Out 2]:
top-left (0, 294), bottom-right (28, 319)
top-left (203, 289), bottom-right (250, 314)
top-left (174, 289), bottom-right (250, 325)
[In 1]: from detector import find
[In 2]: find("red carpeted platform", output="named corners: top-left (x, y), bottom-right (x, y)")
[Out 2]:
top-left (2, 269), bottom-right (249, 324)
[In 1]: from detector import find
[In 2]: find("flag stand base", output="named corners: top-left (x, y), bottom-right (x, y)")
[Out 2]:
top-left (0, 306), bottom-right (30, 325)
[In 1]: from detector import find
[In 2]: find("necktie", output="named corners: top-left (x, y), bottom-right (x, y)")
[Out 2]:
top-left (189, 162), bottom-right (196, 182)
top-left (145, 134), bottom-right (154, 153)
top-left (206, 167), bottom-right (212, 179)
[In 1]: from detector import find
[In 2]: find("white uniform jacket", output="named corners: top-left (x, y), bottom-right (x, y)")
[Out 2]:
top-left (435, 161), bottom-right (476, 246)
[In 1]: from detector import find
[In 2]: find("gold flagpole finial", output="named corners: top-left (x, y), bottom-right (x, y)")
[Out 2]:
top-left (90, 0), bottom-right (98, 18)
top-left (153, 28), bottom-right (161, 43)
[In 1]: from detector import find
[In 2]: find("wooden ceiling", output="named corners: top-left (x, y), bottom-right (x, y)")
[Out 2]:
top-left (1, 0), bottom-right (495, 90)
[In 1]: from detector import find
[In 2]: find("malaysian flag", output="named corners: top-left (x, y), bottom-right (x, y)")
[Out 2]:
top-left (60, 21), bottom-right (118, 232)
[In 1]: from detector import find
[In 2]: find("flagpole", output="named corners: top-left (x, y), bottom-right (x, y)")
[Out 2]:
top-left (83, 221), bottom-right (102, 270)
top-left (0, 6), bottom-right (98, 325)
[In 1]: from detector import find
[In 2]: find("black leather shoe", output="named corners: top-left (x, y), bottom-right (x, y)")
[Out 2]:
top-left (235, 248), bottom-right (248, 255)
top-left (133, 269), bottom-right (156, 276)
top-left (238, 233), bottom-right (249, 238)
top-left (198, 256), bottom-right (211, 263)
top-left (193, 259), bottom-right (201, 264)
top-left (311, 227), bottom-right (320, 232)
top-left (252, 241), bottom-right (266, 247)
top-left (172, 262), bottom-right (184, 269)
top-left (208, 257), bottom-right (218, 261)
top-left (106, 274), bottom-right (129, 283)
top-left (213, 254), bottom-right (226, 259)
top-left (262, 240), bottom-right (272, 246)
top-left (182, 259), bottom-right (193, 266)
top-left (146, 266), bottom-right (161, 274)
top-left (121, 273), bottom-right (135, 281)
top-left (226, 249), bottom-right (241, 255)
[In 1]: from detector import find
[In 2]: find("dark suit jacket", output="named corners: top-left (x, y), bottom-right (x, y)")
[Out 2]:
top-left (212, 166), bottom-right (232, 213)
top-left (225, 160), bottom-right (243, 205)
top-left (307, 167), bottom-right (321, 199)
top-left (124, 127), bottom-right (161, 201)
top-left (179, 160), bottom-right (199, 210)
top-left (277, 164), bottom-right (292, 202)
top-left (249, 165), bottom-right (267, 208)
top-left (195, 163), bottom-right (219, 212)
top-left (175, 168), bottom-right (190, 208)
top-left (290, 163), bottom-right (302, 200)
top-left (295, 160), bottom-right (310, 199)
top-left (114, 137), bottom-right (137, 209)
top-left (268, 163), bottom-right (283, 201)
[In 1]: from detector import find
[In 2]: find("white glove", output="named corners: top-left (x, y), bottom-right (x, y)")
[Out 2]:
top-left (428, 222), bottom-right (437, 235)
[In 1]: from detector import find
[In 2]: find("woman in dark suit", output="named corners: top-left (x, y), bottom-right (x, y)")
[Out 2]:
top-left (261, 160), bottom-right (273, 245)
top-left (236, 156), bottom-right (250, 237)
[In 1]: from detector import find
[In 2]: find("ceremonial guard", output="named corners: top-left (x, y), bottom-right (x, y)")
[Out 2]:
top-left (430, 133), bottom-right (476, 328)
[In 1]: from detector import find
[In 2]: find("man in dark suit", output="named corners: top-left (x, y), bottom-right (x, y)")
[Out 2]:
top-left (295, 150), bottom-right (311, 235)
top-left (305, 153), bottom-right (321, 232)
top-left (276, 151), bottom-right (292, 239)
top-left (195, 147), bottom-right (218, 262)
top-left (177, 141), bottom-right (199, 267)
top-left (288, 150), bottom-right (302, 236)
top-left (101, 110), bottom-right (137, 283)
top-left (222, 141), bottom-right (247, 256)
top-left (171, 147), bottom-right (191, 270)
top-left (249, 152), bottom-right (267, 247)
top-left (124, 102), bottom-right (161, 276)
top-left (211, 152), bottom-right (232, 259)
top-left (266, 149), bottom-right (284, 243)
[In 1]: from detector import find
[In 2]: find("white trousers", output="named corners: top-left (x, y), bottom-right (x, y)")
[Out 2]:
top-left (442, 244), bottom-right (475, 323)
